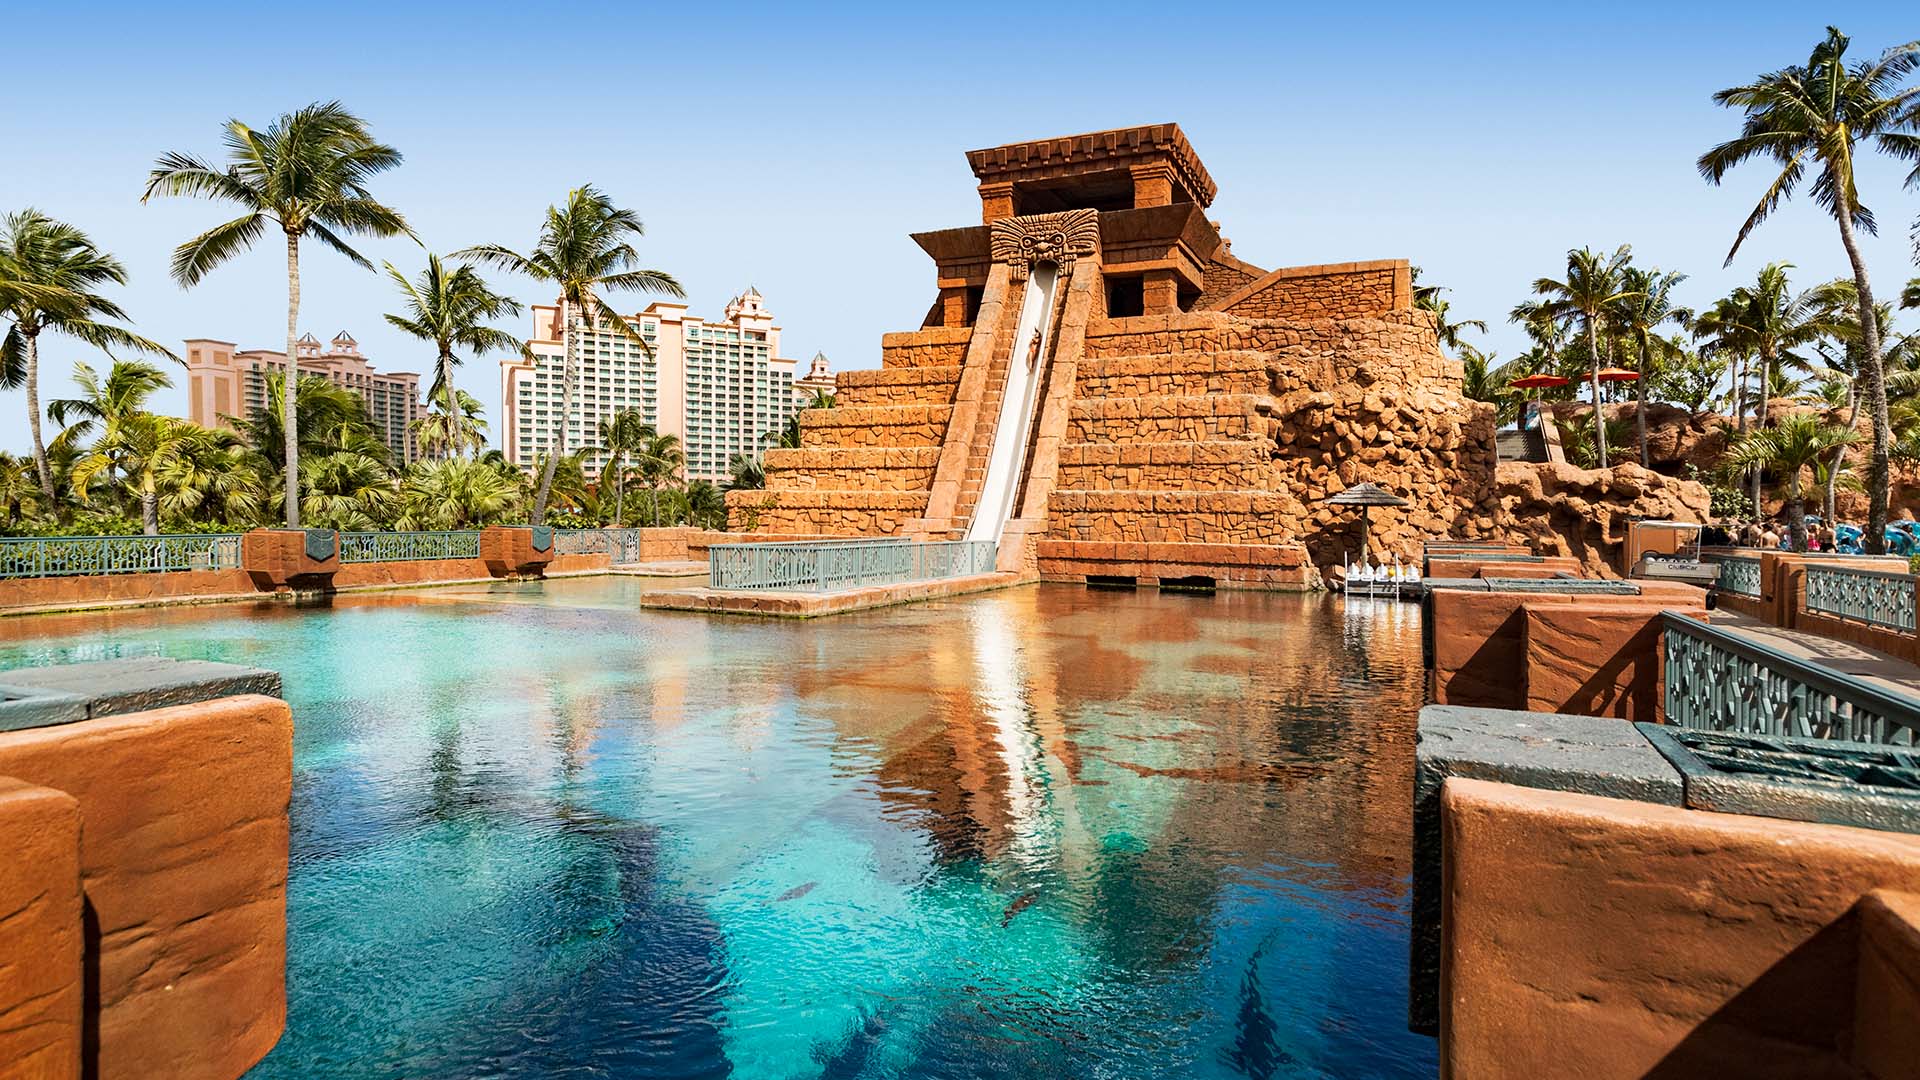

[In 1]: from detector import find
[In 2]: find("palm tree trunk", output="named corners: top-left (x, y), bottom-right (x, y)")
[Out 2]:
top-left (1836, 208), bottom-right (1890, 554)
top-left (614, 457), bottom-right (624, 524)
top-left (140, 487), bottom-right (158, 537)
top-left (1753, 346), bottom-right (1774, 518)
top-left (1635, 331), bottom-right (1650, 467)
top-left (1786, 477), bottom-right (1806, 554)
top-left (22, 326), bottom-right (55, 504)
top-left (531, 298), bottom-right (570, 525)
top-left (1587, 315), bottom-right (1607, 469)
top-left (1828, 381), bottom-right (1854, 527)
top-left (439, 349), bottom-right (457, 462)
top-left (283, 232), bottom-right (302, 529)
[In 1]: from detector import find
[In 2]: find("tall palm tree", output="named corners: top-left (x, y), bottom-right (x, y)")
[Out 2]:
top-left (459, 186), bottom-right (682, 524)
top-left (635, 431), bottom-right (684, 526)
top-left (1694, 295), bottom-right (1756, 432)
top-left (1712, 264), bottom-right (1838, 513)
top-left (144, 101), bottom-right (411, 528)
top-left (593, 408), bottom-right (654, 525)
top-left (382, 254), bottom-right (524, 448)
top-left (1700, 26), bottom-right (1920, 551)
top-left (0, 210), bottom-right (174, 503)
top-left (1612, 267), bottom-right (1693, 465)
top-left (1725, 413), bottom-right (1860, 551)
top-left (1532, 245), bottom-right (1641, 468)
top-left (1903, 277), bottom-right (1920, 310)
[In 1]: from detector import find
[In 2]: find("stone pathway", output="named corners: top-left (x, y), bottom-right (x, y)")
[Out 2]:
top-left (1711, 611), bottom-right (1920, 698)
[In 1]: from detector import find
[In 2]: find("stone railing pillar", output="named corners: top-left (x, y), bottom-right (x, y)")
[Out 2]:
top-left (241, 528), bottom-right (339, 593)
top-left (479, 526), bottom-right (555, 579)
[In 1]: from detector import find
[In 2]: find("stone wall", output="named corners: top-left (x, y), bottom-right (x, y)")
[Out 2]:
top-left (1210, 259), bottom-right (1411, 320)
top-left (880, 327), bottom-right (971, 369)
top-left (1492, 462), bottom-right (1713, 577)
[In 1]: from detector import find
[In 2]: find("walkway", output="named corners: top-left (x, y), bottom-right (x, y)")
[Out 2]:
top-left (1710, 610), bottom-right (1920, 698)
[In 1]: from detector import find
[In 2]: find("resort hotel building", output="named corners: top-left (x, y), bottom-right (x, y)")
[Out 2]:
top-left (183, 332), bottom-right (427, 463)
top-left (500, 287), bottom-right (830, 482)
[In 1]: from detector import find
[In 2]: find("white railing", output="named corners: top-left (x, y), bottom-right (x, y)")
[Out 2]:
top-left (708, 538), bottom-right (996, 592)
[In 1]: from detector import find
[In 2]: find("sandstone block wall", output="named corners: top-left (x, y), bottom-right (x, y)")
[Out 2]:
top-left (1441, 778), bottom-right (1920, 1080)
top-left (0, 777), bottom-right (82, 1077)
top-left (0, 695), bottom-right (291, 1080)
top-left (1210, 260), bottom-right (1412, 320)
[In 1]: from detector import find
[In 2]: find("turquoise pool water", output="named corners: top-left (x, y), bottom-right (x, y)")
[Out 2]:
top-left (0, 580), bottom-right (1435, 1078)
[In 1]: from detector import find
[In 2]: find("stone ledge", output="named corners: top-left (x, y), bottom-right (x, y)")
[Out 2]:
top-left (0, 658), bottom-right (282, 732)
top-left (638, 572), bottom-right (1022, 618)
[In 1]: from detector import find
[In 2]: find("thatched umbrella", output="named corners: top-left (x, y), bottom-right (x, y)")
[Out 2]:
top-left (1324, 482), bottom-right (1409, 566)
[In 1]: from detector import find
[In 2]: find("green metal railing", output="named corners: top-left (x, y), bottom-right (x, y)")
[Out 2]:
top-left (1803, 564), bottom-right (1918, 633)
top-left (338, 531), bottom-right (481, 563)
top-left (1662, 611), bottom-right (1920, 746)
top-left (1712, 556), bottom-right (1763, 597)
top-left (709, 538), bottom-right (996, 592)
top-left (0, 533), bottom-right (244, 578)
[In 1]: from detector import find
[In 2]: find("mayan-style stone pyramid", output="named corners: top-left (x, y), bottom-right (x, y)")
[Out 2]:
top-left (727, 124), bottom-right (1499, 586)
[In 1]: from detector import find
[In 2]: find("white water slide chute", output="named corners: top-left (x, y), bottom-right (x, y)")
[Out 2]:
top-left (964, 262), bottom-right (1059, 544)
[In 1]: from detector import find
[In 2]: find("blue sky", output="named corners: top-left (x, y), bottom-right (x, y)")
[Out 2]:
top-left (3, 1), bottom-right (1918, 453)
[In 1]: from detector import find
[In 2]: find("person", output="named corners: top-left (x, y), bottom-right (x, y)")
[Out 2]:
top-left (1761, 523), bottom-right (1781, 550)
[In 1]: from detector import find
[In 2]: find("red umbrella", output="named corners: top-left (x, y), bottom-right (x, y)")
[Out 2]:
top-left (1594, 367), bottom-right (1639, 382)
top-left (1509, 373), bottom-right (1569, 390)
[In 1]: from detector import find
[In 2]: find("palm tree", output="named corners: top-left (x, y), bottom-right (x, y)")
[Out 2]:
top-left (1611, 267), bottom-right (1692, 465)
top-left (0, 210), bottom-right (174, 503)
top-left (1725, 414), bottom-right (1860, 551)
top-left (47, 357), bottom-right (176, 505)
top-left (144, 101), bottom-right (411, 528)
top-left (459, 186), bottom-right (682, 524)
top-left (412, 387), bottom-right (490, 459)
top-left (301, 451), bottom-right (397, 531)
top-left (0, 452), bottom-right (41, 527)
top-left (1903, 277), bottom-right (1920, 311)
top-left (1459, 345), bottom-right (1522, 425)
top-left (1700, 27), bottom-right (1920, 551)
top-left (634, 431), bottom-right (684, 526)
top-left (237, 371), bottom-right (389, 477)
top-left (1716, 264), bottom-right (1837, 513)
top-left (157, 427), bottom-right (264, 528)
top-left (725, 452), bottom-right (766, 492)
top-left (1532, 245), bottom-right (1640, 468)
top-left (69, 414), bottom-right (214, 535)
top-left (1808, 375), bottom-right (1858, 525)
top-left (382, 254), bottom-right (524, 448)
top-left (396, 457), bottom-right (522, 529)
top-left (1411, 267), bottom-right (1488, 355)
top-left (593, 408), bottom-right (655, 525)
top-left (685, 480), bottom-right (726, 530)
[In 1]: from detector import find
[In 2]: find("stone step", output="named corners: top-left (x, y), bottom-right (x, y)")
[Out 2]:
top-left (834, 366), bottom-right (963, 407)
top-left (1057, 442), bottom-right (1274, 491)
top-left (1045, 489), bottom-right (1301, 546)
top-left (881, 327), bottom-right (972, 369)
top-left (798, 404), bottom-right (952, 448)
top-left (729, 489), bottom-right (931, 538)
top-left (1075, 350), bottom-right (1276, 397)
top-left (1066, 394), bottom-right (1276, 444)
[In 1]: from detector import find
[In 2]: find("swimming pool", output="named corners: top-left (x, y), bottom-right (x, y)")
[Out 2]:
top-left (0, 580), bottom-right (1435, 1078)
